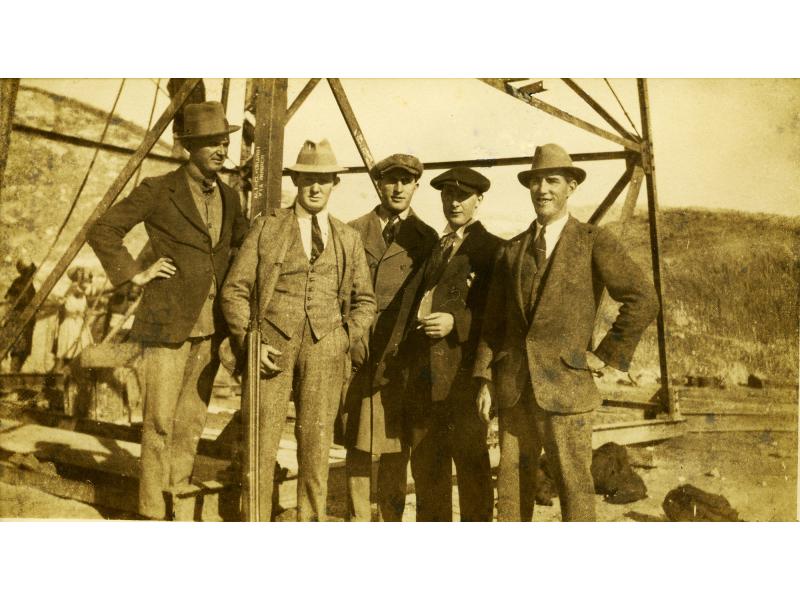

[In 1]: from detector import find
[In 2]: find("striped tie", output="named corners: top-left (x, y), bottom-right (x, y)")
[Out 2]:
top-left (310, 214), bottom-right (324, 263)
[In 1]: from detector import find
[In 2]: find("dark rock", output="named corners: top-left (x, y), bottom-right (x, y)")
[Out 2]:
top-left (662, 484), bottom-right (741, 521)
top-left (747, 374), bottom-right (765, 389)
top-left (591, 442), bottom-right (647, 504)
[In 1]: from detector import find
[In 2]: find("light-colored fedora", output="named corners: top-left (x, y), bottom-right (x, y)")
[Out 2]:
top-left (287, 139), bottom-right (344, 174)
top-left (517, 143), bottom-right (586, 187)
top-left (175, 101), bottom-right (240, 140)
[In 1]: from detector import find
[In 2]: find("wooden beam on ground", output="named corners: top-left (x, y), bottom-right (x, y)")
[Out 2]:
top-left (592, 417), bottom-right (687, 448)
top-left (562, 78), bottom-right (639, 142)
top-left (286, 78), bottom-right (321, 123)
top-left (478, 78), bottom-right (642, 152)
top-left (0, 79), bottom-right (202, 362)
top-left (588, 166), bottom-right (633, 225)
top-left (327, 78), bottom-right (381, 198)
top-left (0, 78), bottom-right (20, 194)
top-left (637, 78), bottom-right (674, 417)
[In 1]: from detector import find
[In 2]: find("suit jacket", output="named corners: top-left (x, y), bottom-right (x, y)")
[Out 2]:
top-left (473, 216), bottom-right (659, 414)
top-left (220, 206), bottom-right (376, 359)
top-left (338, 207), bottom-right (438, 452)
top-left (87, 168), bottom-right (249, 344)
top-left (405, 221), bottom-right (502, 409)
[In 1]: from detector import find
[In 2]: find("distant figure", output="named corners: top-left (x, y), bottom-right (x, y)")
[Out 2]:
top-left (3, 252), bottom-right (37, 372)
top-left (103, 281), bottom-right (142, 339)
top-left (55, 266), bottom-right (94, 368)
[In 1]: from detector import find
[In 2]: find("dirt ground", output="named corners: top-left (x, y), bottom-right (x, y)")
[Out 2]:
top-left (2, 430), bottom-right (795, 521)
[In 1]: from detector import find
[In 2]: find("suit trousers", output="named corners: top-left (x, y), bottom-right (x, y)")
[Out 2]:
top-left (497, 386), bottom-right (596, 522)
top-left (255, 318), bottom-right (347, 521)
top-left (140, 336), bottom-right (217, 520)
top-left (345, 448), bottom-right (409, 521)
top-left (409, 393), bottom-right (494, 522)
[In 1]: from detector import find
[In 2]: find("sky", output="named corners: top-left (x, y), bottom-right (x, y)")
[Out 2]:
top-left (20, 78), bottom-right (800, 236)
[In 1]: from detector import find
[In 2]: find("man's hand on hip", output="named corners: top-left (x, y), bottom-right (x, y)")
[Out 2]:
top-left (131, 257), bottom-right (176, 286)
top-left (477, 380), bottom-right (494, 424)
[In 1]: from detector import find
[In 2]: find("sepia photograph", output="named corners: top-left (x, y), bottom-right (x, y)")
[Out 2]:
top-left (0, 76), bottom-right (797, 525)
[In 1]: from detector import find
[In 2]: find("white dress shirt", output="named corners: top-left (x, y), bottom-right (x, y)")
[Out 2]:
top-left (294, 203), bottom-right (330, 260)
top-left (378, 206), bottom-right (411, 230)
top-left (534, 212), bottom-right (569, 259)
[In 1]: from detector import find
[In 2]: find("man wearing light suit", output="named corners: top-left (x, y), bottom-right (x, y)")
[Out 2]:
top-left (474, 144), bottom-right (659, 521)
top-left (221, 139), bottom-right (376, 521)
top-left (339, 154), bottom-right (438, 521)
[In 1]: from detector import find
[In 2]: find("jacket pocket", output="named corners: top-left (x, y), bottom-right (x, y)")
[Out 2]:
top-left (560, 352), bottom-right (601, 375)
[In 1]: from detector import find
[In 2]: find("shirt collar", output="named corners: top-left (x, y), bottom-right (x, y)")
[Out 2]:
top-left (183, 163), bottom-right (216, 189)
top-left (377, 206), bottom-right (411, 224)
top-left (535, 212), bottom-right (569, 237)
top-left (294, 202), bottom-right (329, 225)
top-left (443, 218), bottom-right (476, 240)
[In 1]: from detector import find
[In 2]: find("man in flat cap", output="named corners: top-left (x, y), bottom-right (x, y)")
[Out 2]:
top-left (221, 139), bottom-right (376, 521)
top-left (473, 143), bottom-right (658, 521)
top-left (88, 101), bottom-right (249, 520)
top-left (402, 166), bottom-right (501, 521)
top-left (338, 154), bottom-right (438, 521)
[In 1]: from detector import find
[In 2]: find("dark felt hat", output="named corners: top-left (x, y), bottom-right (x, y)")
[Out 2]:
top-left (430, 167), bottom-right (490, 194)
top-left (517, 143), bottom-right (586, 187)
top-left (372, 154), bottom-right (424, 179)
top-left (175, 101), bottom-right (240, 140)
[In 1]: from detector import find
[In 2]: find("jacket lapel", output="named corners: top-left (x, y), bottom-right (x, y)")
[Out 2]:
top-left (362, 209), bottom-right (386, 262)
top-left (328, 215), bottom-right (348, 293)
top-left (531, 216), bottom-right (583, 324)
top-left (512, 225), bottom-right (535, 321)
top-left (383, 211), bottom-right (425, 260)
top-left (217, 179), bottom-right (238, 248)
top-left (169, 169), bottom-right (210, 237)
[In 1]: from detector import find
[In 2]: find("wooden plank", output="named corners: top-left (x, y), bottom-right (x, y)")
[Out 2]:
top-left (286, 78), bottom-right (321, 123)
top-left (0, 78), bottom-right (20, 193)
top-left (0, 79), bottom-right (202, 362)
top-left (478, 78), bottom-right (642, 152)
top-left (637, 78), bottom-right (674, 416)
top-left (327, 78), bottom-right (381, 198)
top-left (588, 166), bottom-right (633, 225)
top-left (562, 78), bottom-right (639, 142)
top-left (592, 417), bottom-right (687, 448)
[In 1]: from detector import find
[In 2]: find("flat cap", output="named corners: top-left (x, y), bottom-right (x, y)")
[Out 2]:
top-left (372, 154), bottom-right (424, 179)
top-left (430, 167), bottom-right (490, 194)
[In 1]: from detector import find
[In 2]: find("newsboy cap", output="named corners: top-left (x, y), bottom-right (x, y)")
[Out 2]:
top-left (430, 167), bottom-right (490, 195)
top-left (372, 154), bottom-right (424, 180)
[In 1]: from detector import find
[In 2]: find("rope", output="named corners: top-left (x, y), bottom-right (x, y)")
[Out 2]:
top-left (603, 78), bottom-right (641, 138)
top-left (2, 79), bottom-right (127, 326)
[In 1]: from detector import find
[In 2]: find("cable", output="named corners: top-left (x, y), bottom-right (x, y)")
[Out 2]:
top-left (604, 78), bottom-right (641, 138)
top-left (133, 79), bottom-right (160, 188)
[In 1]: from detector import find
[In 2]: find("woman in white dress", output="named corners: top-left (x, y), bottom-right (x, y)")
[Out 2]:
top-left (55, 267), bottom-right (94, 365)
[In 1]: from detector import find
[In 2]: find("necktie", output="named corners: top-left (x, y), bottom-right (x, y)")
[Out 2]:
top-left (423, 233), bottom-right (456, 292)
top-left (201, 178), bottom-right (215, 195)
top-left (382, 215), bottom-right (400, 247)
top-left (310, 214), bottom-right (324, 263)
top-left (534, 225), bottom-right (547, 270)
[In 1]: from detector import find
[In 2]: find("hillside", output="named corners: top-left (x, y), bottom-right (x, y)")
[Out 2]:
top-left (1, 86), bottom-right (798, 384)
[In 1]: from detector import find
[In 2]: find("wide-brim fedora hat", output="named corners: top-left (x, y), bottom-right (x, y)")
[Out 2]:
top-left (175, 101), bottom-right (240, 140)
top-left (517, 143), bottom-right (586, 187)
top-left (287, 139), bottom-right (345, 174)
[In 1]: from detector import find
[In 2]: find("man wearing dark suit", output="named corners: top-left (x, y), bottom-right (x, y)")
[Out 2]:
top-left (404, 167), bottom-right (501, 521)
top-left (339, 154), bottom-right (438, 521)
top-left (473, 144), bottom-right (659, 521)
top-left (87, 102), bottom-right (249, 520)
top-left (221, 139), bottom-right (376, 521)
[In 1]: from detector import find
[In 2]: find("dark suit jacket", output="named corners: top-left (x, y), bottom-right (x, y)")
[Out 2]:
top-left (473, 216), bottom-right (658, 414)
top-left (339, 207), bottom-right (438, 452)
top-left (405, 221), bottom-right (502, 411)
top-left (220, 206), bottom-right (376, 360)
top-left (87, 168), bottom-right (249, 344)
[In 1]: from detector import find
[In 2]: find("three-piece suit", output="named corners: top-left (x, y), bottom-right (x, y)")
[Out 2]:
top-left (473, 216), bottom-right (658, 521)
top-left (87, 166), bottom-right (249, 519)
top-left (220, 206), bottom-right (376, 521)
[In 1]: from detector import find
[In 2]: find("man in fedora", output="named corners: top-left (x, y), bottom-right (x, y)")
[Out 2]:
top-left (221, 139), bottom-right (376, 521)
top-left (473, 143), bottom-right (658, 521)
top-left (88, 101), bottom-right (249, 520)
top-left (338, 153), bottom-right (438, 521)
top-left (402, 167), bottom-right (501, 521)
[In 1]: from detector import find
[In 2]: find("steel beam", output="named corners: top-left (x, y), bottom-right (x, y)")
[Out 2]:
top-left (327, 78), bottom-right (381, 198)
top-left (0, 78), bottom-right (20, 193)
top-left (588, 166), bottom-right (633, 225)
top-left (620, 164), bottom-right (645, 224)
top-left (479, 78), bottom-right (642, 152)
top-left (637, 78), bottom-right (675, 417)
top-left (562, 78), bottom-right (639, 142)
top-left (0, 78), bottom-right (202, 362)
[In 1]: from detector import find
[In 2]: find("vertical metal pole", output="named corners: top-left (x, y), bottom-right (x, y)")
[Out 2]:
top-left (220, 78), bottom-right (231, 111)
top-left (637, 78), bottom-right (675, 416)
top-left (242, 78), bottom-right (287, 521)
top-left (0, 78), bottom-right (20, 194)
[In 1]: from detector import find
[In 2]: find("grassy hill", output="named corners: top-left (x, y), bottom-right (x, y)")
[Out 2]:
top-left (1, 86), bottom-right (798, 384)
